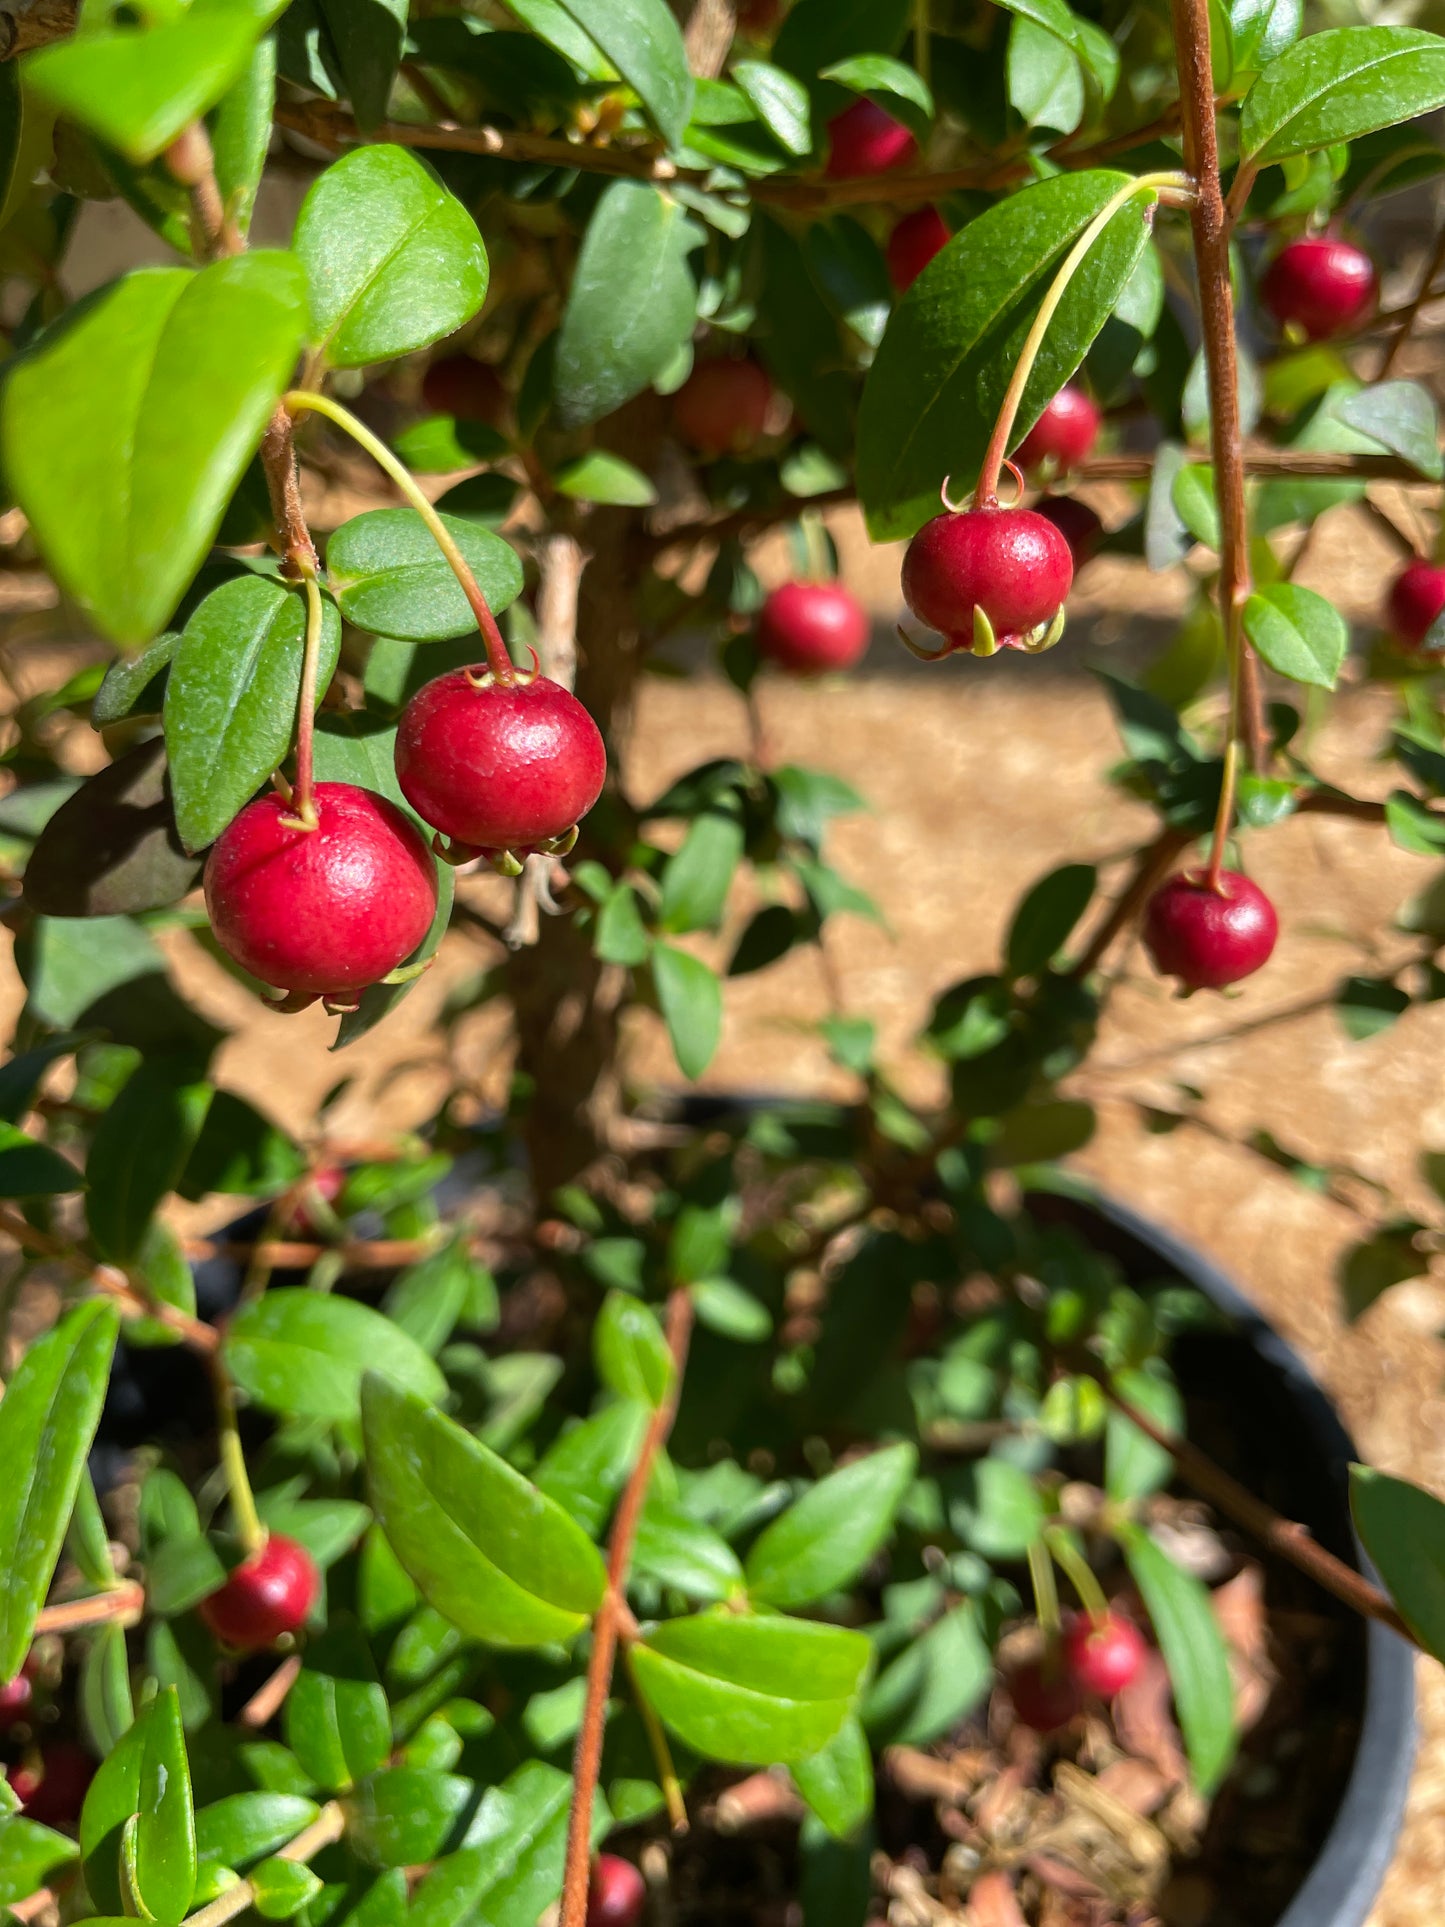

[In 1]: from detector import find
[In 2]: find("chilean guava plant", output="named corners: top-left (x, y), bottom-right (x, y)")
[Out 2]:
top-left (0, 0), bottom-right (1444, 1922)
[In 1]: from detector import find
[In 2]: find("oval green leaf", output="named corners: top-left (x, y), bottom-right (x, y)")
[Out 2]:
top-left (284, 1615), bottom-right (391, 1791)
top-left (1350, 1465), bottom-right (1445, 1664)
top-left (652, 944), bottom-right (722, 1082)
top-left (24, 738), bottom-right (202, 918)
top-left (224, 1289), bottom-right (446, 1425)
top-left (745, 1443), bottom-right (917, 1608)
top-left (86, 1059), bottom-right (214, 1263)
top-left (1241, 581), bottom-right (1348, 688)
top-left (1118, 1524), bottom-right (1237, 1794)
top-left (595, 1291), bottom-right (674, 1408)
top-left (546, 0), bottom-right (691, 145)
top-left (80, 1686), bottom-right (196, 1923)
top-left (1239, 26), bottom-right (1445, 166)
top-left (325, 507), bottom-right (524, 642)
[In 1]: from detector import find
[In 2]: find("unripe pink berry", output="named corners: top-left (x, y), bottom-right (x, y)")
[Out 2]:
top-left (757, 581), bottom-right (870, 675)
top-left (1259, 237), bottom-right (1377, 341)
top-left (1143, 869), bottom-right (1279, 990)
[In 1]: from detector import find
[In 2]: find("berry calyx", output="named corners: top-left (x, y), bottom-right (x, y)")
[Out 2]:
top-left (0, 1672), bottom-right (33, 1724)
top-left (395, 670), bottom-right (607, 863)
top-left (901, 505), bottom-right (1074, 656)
top-left (1387, 558), bottom-right (1445, 652)
top-left (1015, 385), bottom-right (1101, 474)
top-left (204, 785), bottom-right (438, 1009)
top-left (421, 355), bottom-right (508, 427)
top-left (586, 1854), bottom-right (646, 1927)
top-left (671, 358), bottom-right (773, 458)
top-left (1008, 1656), bottom-right (1081, 1733)
top-left (10, 1742), bottom-right (95, 1826)
top-left (1035, 495), bottom-right (1103, 568)
top-left (1062, 1611), bottom-right (1147, 1698)
top-left (1259, 236), bottom-right (1377, 342)
top-left (1143, 869), bottom-right (1279, 990)
top-left (887, 205), bottom-right (949, 291)
top-left (756, 581), bottom-right (870, 675)
top-left (824, 97), bottom-right (918, 179)
top-left (199, 1534), bottom-right (319, 1651)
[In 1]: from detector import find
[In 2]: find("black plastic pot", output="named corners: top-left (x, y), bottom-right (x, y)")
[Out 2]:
top-left (1032, 1187), bottom-right (1416, 1927)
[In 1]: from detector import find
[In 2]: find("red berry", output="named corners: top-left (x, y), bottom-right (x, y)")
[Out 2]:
top-left (204, 785), bottom-right (438, 1002)
top-left (199, 1535), bottom-right (319, 1651)
top-left (902, 506), bottom-right (1074, 652)
top-left (11, 1742), bottom-right (94, 1826)
top-left (1062, 1612), bottom-right (1147, 1698)
top-left (1008, 1656), bottom-right (1080, 1733)
top-left (1016, 385), bottom-right (1101, 473)
top-left (887, 205), bottom-right (949, 291)
top-left (395, 671), bottom-right (607, 857)
top-left (1034, 495), bottom-right (1103, 568)
top-left (1387, 558), bottom-right (1445, 652)
top-left (1259, 237), bottom-right (1377, 341)
top-left (1143, 869), bottom-right (1279, 990)
top-left (0, 1673), bottom-right (32, 1724)
top-left (586, 1854), bottom-right (646, 1927)
top-left (756, 581), bottom-right (870, 675)
top-left (421, 355), bottom-right (508, 426)
top-left (824, 97), bottom-right (918, 179)
top-left (672, 359), bottom-right (773, 458)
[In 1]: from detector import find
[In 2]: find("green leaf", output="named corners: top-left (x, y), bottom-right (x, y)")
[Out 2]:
top-left (80, 1621), bottom-right (135, 1759)
top-left (1118, 1526), bottom-right (1237, 1793)
top-left (383, 1236), bottom-right (497, 1354)
top-left (209, 32), bottom-right (276, 239)
top-left (1336, 380), bottom-right (1443, 479)
top-left (772, 766), bottom-right (866, 847)
top-left (178, 1091), bottom-right (305, 1200)
top-left (317, 0), bottom-right (407, 130)
top-left (87, 1059), bottom-right (213, 1263)
top-left (1239, 26), bottom-right (1445, 166)
top-left (745, 1444), bottom-right (916, 1608)
top-left (595, 884), bottom-right (652, 968)
top-left (595, 1291), bottom-right (674, 1408)
top-left (284, 1616), bottom-right (390, 1792)
top-left (1337, 974), bottom-right (1412, 1042)
top-left (361, 1374), bottom-right (607, 1648)
top-left (1005, 863), bottom-right (1096, 977)
top-left (857, 171), bottom-right (1153, 540)
top-left (863, 1602), bottom-right (992, 1747)
top-left (802, 219), bottom-right (891, 350)
top-left (536, 1400), bottom-right (649, 1538)
top-left (1008, 15), bottom-right (1084, 136)
top-left (0, 1121), bottom-right (79, 1197)
top-left (1350, 1466), bottom-right (1445, 1662)
top-left (407, 1762), bottom-right (575, 1927)
top-left (791, 1716), bottom-right (873, 1839)
top-left (24, 0), bottom-right (277, 163)
top-left (23, 739), bottom-right (203, 920)
top-left (393, 416), bottom-right (510, 476)
top-left (294, 145), bottom-right (489, 369)
top-left (1230, 0), bottom-right (1301, 74)
top-left (325, 508), bottom-right (523, 642)
top-left (92, 634), bottom-right (179, 726)
top-left (690, 1277), bottom-right (772, 1343)
top-left (630, 1610), bottom-right (871, 1765)
top-left (344, 1769), bottom-right (474, 1870)
top-left (1241, 582), bottom-right (1348, 688)
top-left (80, 1687), bottom-right (196, 1923)
top-left (659, 812), bottom-right (746, 934)
top-left (547, 0), bottom-right (691, 144)
top-left (1171, 463), bottom-right (1220, 550)
top-left (554, 181), bottom-right (698, 429)
top-left (224, 1289), bottom-right (446, 1426)
top-left (653, 945), bottom-right (723, 1081)
top-left (821, 53), bottom-right (934, 129)
top-left (1386, 790), bottom-right (1445, 857)
top-left (195, 1795), bottom-right (319, 1877)
top-left (2, 253), bottom-right (308, 647)
top-left (732, 59), bottom-right (812, 155)
top-left (250, 1856), bottom-right (323, 1919)
top-left (0, 1819), bottom-right (79, 1907)
top-left (1339, 1228), bottom-right (1423, 1319)
top-left (949, 1455), bottom-right (1045, 1558)
top-left (553, 450), bottom-right (658, 506)
top-left (165, 575), bottom-right (342, 854)
top-left (633, 1494), bottom-right (744, 1601)
top-left (1105, 1368), bottom-right (1182, 1502)
top-left (990, 0), bottom-right (1119, 94)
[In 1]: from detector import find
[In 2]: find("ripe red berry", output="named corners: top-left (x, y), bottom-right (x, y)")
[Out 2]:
top-left (1062, 1612), bottom-right (1147, 1698)
top-left (421, 355), bottom-right (508, 426)
top-left (0, 1672), bottom-right (33, 1724)
top-left (1008, 1656), bottom-right (1080, 1733)
top-left (395, 671), bottom-right (607, 858)
top-left (757, 581), bottom-right (870, 675)
top-left (205, 785), bottom-right (438, 1003)
top-left (1143, 869), bottom-right (1279, 990)
top-left (671, 359), bottom-right (773, 458)
top-left (1034, 495), bottom-right (1103, 568)
top-left (1016, 385), bottom-right (1101, 473)
top-left (199, 1535), bottom-right (319, 1650)
top-left (886, 205), bottom-right (949, 291)
top-left (902, 506), bottom-right (1074, 653)
top-left (824, 97), bottom-right (918, 179)
top-left (10, 1742), bottom-right (95, 1826)
top-left (586, 1854), bottom-right (646, 1927)
top-left (1387, 558), bottom-right (1445, 652)
top-left (1259, 236), bottom-right (1377, 341)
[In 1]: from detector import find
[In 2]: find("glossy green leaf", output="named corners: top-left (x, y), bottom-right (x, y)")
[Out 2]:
top-left (1005, 863), bottom-right (1097, 977)
top-left (691, 1277), bottom-right (772, 1342)
top-left (80, 1621), bottom-right (135, 1759)
top-left (165, 574), bottom-right (342, 853)
top-left (555, 181), bottom-right (698, 429)
top-left (535, 1400), bottom-right (649, 1538)
top-left (652, 944), bottom-right (722, 1081)
top-left (630, 1610), bottom-right (871, 1765)
top-left (361, 1374), bottom-right (606, 1648)
top-left (1230, 0), bottom-right (1301, 73)
top-left (732, 59), bottom-right (812, 154)
top-left (0, 1819), bottom-right (79, 1907)
top-left (595, 1291), bottom-right (674, 1407)
top-left (407, 1761), bottom-right (575, 1927)
top-left (547, 0), bottom-right (691, 144)
top-left (1350, 1466), bottom-right (1445, 1663)
top-left (284, 1616), bottom-right (390, 1791)
top-left (990, 0), bottom-right (1118, 94)
top-left (857, 172), bottom-right (1153, 539)
top-left (1337, 380), bottom-right (1443, 479)
top-left (1240, 27), bottom-right (1445, 166)
top-left (23, 738), bottom-right (202, 919)
top-left (317, 0), bottom-right (406, 130)
top-left (383, 1236), bottom-right (497, 1355)
top-left (24, 0), bottom-right (278, 163)
top-left (1171, 463), bottom-right (1220, 550)
top-left (634, 1493), bottom-right (744, 1601)
top-left (595, 884), bottom-right (652, 968)
top-left (345, 1768), bottom-right (476, 1870)
top-left (1008, 16), bottom-right (1084, 135)
top-left (195, 1794), bottom-right (319, 1876)
top-left (745, 1444), bottom-right (916, 1608)
top-left (1119, 1526), bottom-right (1236, 1793)
top-left (249, 1856), bottom-right (322, 1919)
top-left (553, 450), bottom-right (658, 506)
top-left (177, 1091), bottom-right (305, 1200)
top-left (81, 1687), bottom-right (196, 1923)
top-left (326, 508), bottom-right (523, 642)
top-left (393, 416), bottom-right (510, 475)
top-left (295, 145), bottom-right (489, 369)
top-left (863, 1602), bottom-right (992, 1747)
top-left (1241, 582), bottom-right (1348, 689)
top-left (86, 1059), bottom-right (213, 1263)
top-left (803, 218), bottom-right (891, 350)
top-left (791, 1715), bottom-right (873, 1839)
top-left (224, 1289), bottom-right (446, 1426)
top-left (659, 813), bottom-right (746, 934)
top-left (0, 1121), bottom-right (79, 1196)
top-left (1105, 1368), bottom-right (1182, 1502)
top-left (92, 634), bottom-right (179, 726)
top-left (2, 253), bottom-right (308, 647)
top-left (209, 31), bottom-right (276, 239)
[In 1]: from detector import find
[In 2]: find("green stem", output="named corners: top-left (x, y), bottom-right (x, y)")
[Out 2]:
top-left (1045, 1525), bottom-right (1109, 1621)
top-left (283, 389), bottom-right (516, 684)
top-left (975, 171), bottom-right (1193, 506)
top-left (286, 567), bottom-right (325, 830)
top-left (211, 1360), bottom-right (266, 1557)
top-left (624, 1645), bottom-right (688, 1833)
top-left (913, 0), bottom-right (931, 95)
top-left (1027, 1536), bottom-right (1061, 1636)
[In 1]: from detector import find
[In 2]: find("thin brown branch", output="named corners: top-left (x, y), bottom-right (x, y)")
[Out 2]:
top-left (1379, 221), bottom-right (1445, 379)
top-left (35, 1580), bottom-right (145, 1635)
top-left (559, 1288), bottom-right (696, 1927)
top-left (164, 122), bottom-right (244, 261)
top-left (1080, 448), bottom-right (1445, 483)
top-left (1070, 829), bottom-right (1195, 980)
top-left (237, 1654), bottom-right (302, 1729)
top-left (183, 1234), bottom-right (439, 1269)
top-left (0, 1204), bottom-right (222, 1352)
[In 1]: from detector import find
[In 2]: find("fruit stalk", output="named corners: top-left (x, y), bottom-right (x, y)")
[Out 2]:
top-left (1026, 1537), bottom-right (1061, 1634)
top-left (287, 567), bottom-right (325, 831)
top-left (209, 1357), bottom-right (267, 1558)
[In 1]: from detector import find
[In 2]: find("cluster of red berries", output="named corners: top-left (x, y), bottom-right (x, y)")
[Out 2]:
top-left (1009, 1609), bottom-right (1149, 1733)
